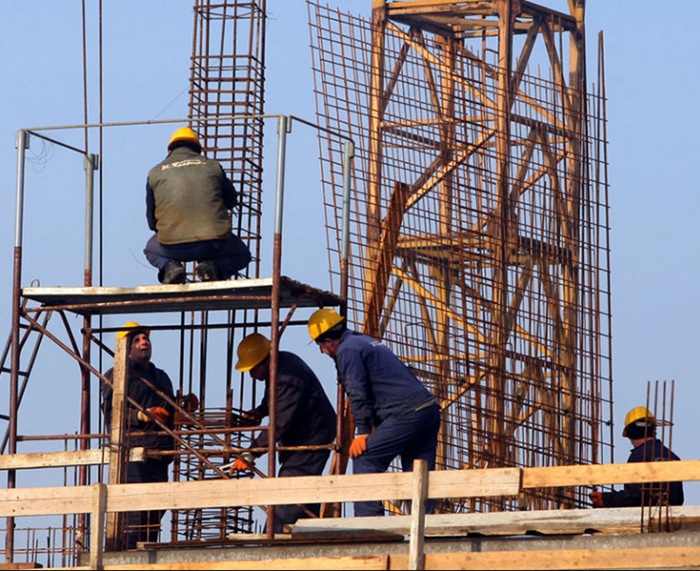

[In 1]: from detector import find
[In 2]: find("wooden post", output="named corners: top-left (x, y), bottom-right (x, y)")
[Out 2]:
top-left (105, 334), bottom-right (129, 551)
top-left (408, 459), bottom-right (428, 570)
top-left (90, 483), bottom-right (107, 570)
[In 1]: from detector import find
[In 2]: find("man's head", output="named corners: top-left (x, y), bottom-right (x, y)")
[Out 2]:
top-left (308, 308), bottom-right (346, 358)
top-left (117, 321), bottom-right (152, 366)
top-left (623, 406), bottom-right (656, 441)
top-left (235, 333), bottom-right (271, 381)
top-left (167, 126), bottom-right (202, 153)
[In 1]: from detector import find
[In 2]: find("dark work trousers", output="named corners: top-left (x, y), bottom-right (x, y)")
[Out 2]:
top-left (352, 402), bottom-right (440, 517)
top-left (272, 448), bottom-right (331, 533)
top-left (144, 233), bottom-right (251, 278)
top-left (124, 459), bottom-right (171, 549)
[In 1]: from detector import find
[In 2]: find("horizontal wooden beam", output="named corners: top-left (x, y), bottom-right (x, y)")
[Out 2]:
top-left (292, 506), bottom-right (700, 539)
top-left (1, 460), bottom-right (698, 520)
top-left (522, 459), bottom-right (700, 489)
top-left (0, 467), bottom-right (520, 517)
top-left (0, 448), bottom-right (144, 470)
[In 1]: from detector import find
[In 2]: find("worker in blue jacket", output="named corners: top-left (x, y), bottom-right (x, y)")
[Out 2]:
top-left (308, 308), bottom-right (440, 517)
top-left (589, 406), bottom-right (684, 508)
top-left (144, 126), bottom-right (251, 284)
top-left (230, 333), bottom-right (336, 533)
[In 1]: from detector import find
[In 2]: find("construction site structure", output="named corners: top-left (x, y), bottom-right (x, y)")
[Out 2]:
top-left (1, 1), bottom-right (697, 570)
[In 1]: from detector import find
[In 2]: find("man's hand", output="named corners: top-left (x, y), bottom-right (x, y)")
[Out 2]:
top-left (589, 491), bottom-right (604, 508)
top-left (349, 434), bottom-right (369, 458)
top-left (242, 409), bottom-right (263, 425)
top-left (229, 452), bottom-right (255, 474)
top-left (137, 406), bottom-right (170, 424)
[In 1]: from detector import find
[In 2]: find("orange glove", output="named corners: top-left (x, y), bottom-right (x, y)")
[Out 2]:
top-left (229, 452), bottom-right (255, 474)
top-left (137, 406), bottom-right (170, 424)
top-left (349, 434), bottom-right (369, 458)
top-left (589, 491), bottom-right (604, 508)
top-left (242, 409), bottom-right (263, 425)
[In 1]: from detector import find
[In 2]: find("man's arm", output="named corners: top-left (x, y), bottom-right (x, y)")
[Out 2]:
top-left (146, 180), bottom-right (157, 231)
top-left (219, 167), bottom-right (239, 210)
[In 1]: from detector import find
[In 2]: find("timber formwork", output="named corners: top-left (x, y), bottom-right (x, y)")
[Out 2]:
top-left (309, 0), bottom-right (613, 513)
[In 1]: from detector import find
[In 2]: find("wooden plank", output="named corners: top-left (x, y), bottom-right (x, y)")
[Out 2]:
top-left (0, 448), bottom-right (145, 470)
top-left (2, 461), bottom-right (699, 520)
top-left (90, 483), bottom-right (107, 571)
top-left (106, 335), bottom-right (129, 552)
top-left (292, 506), bottom-right (700, 539)
top-left (429, 467), bottom-right (521, 498)
top-left (0, 485), bottom-right (94, 517)
top-left (96, 555), bottom-right (389, 570)
top-left (522, 459), bottom-right (700, 489)
top-left (408, 459), bottom-right (428, 570)
top-left (390, 545), bottom-right (700, 570)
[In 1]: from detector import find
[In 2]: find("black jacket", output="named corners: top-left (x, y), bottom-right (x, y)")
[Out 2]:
top-left (602, 438), bottom-right (684, 507)
top-left (102, 359), bottom-right (175, 452)
top-left (251, 351), bottom-right (336, 463)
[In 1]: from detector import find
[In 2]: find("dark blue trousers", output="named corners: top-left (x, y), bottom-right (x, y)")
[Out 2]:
top-left (272, 448), bottom-right (331, 533)
top-left (144, 233), bottom-right (251, 279)
top-left (124, 459), bottom-right (171, 549)
top-left (352, 403), bottom-right (440, 517)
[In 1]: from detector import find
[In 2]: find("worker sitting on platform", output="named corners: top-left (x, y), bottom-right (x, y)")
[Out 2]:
top-left (589, 406), bottom-right (684, 508)
top-left (143, 126), bottom-right (251, 284)
top-left (230, 332), bottom-right (336, 533)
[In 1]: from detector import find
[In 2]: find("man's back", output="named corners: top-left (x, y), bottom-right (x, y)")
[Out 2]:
top-left (147, 146), bottom-right (234, 244)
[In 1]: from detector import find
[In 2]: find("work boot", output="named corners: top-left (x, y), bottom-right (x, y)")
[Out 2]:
top-left (195, 260), bottom-right (222, 282)
top-left (160, 261), bottom-right (186, 284)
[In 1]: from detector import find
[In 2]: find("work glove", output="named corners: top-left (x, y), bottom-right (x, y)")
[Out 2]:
top-left (589, 491), bottom-right (604, 508)
top-left (349, 434), bottom-right (369, 458)
top-left (137, 406), bottom-right (170, 424)
top-left (229, 452), bottom-right (255, 474)
top-left (242, 409), bottom-right (263, 425)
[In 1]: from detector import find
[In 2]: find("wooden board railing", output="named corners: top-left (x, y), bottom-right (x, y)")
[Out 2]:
top-left (1, 457), bottom-right (699, 570)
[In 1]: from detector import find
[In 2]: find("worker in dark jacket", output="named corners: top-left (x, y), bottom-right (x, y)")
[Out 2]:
top-left (590, 406), bottom-right (684, 508)
top-left (308, 308), bottom-right (441, 517)
top-left (144, 126), bottom-right (251, 284)
top-left (101, 321), bottom-right (176, 549)
top-left (230, 333), bottom-right (336, 533)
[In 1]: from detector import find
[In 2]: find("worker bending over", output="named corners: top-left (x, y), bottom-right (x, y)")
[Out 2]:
top-left (230, 333), bottom-right (336, 533)
top-left (308, 308), bottom-right (440, 517)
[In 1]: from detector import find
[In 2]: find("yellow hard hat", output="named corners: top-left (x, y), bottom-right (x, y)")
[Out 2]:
top-left (307, 308), bottom-right (344, 341)
top-left (116, 321), bottom-right (150, 340)
top-left (622, 406), bottom-right (656, 437)
top-left (167, 126), bottom-right (202, 151)
top-left (235, 333), bottom-right (271, 372)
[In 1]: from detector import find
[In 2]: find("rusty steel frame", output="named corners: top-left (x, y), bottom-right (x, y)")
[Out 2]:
top-left (309, 0), bottom-right (613, 512)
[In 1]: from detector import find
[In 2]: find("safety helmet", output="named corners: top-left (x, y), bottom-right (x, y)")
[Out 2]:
top-left (307, 308), bottom-right (344, 342)
top-left (622, 406), bottom-right (656, 437)
top-left (235, 333), bottom-right (271, 372)
top-left (167, 126), bottom-right (202, 152)
top-left (116, 321), bottom-right (150, 340)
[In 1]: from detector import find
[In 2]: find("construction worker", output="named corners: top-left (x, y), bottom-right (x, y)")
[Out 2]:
top-left (308, 308), bottom-right (440, 517)
top-left (230, 333), bottom-right (336, 533)
top-left (589, 406), bottom-right (684, 508)
top-left (143, 126), bottom-right (251, 284)
top-left (101, 322), bottom-right (176, 549)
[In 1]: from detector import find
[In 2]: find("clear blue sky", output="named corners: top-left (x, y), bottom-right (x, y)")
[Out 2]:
top-left (1, 1), bottom-right (697, 506)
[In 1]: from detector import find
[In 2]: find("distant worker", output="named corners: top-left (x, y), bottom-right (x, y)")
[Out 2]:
top-left (589, 406), bottom-right (684, 508)
top-left (308, 308), bottom-right (441, 517)
top-left (144, 126), bottom-right (251, 284)
top-left (230, 333), bottom-right (336, 533)
top-left (101, 322), bottom-right (176, 549)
